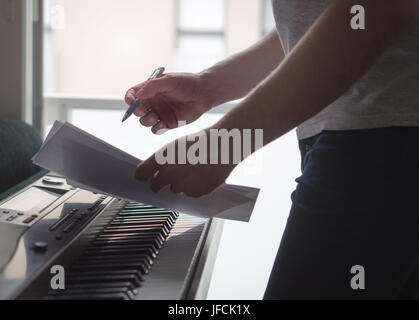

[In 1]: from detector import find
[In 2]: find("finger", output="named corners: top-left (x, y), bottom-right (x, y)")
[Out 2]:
top-left (150, 171), bottom-right (170, 193)
top-left (135, 76), bottom-right (177, 100)
top-left (125, 83), bottom-right (146, 105)
top-left (184, 189), bottom-right (203, 198)
top-left (134, 100), bottom-right (152, 117)
top-left (125, 88), bottom-right (137, 106)
top-left (171, 179), bottom-right (185, 194)
top-left (140, 112), bottom-right (160, 127)
top-left (152, 121), bottom-right (168, 135)
top-left (150, 97), bottom-right (179, 130)
top-left (135, 156), bottom-right (159, 181)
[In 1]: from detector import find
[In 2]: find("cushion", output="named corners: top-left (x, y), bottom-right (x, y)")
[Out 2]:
top-left (0, 118), bottom-right (43, 194)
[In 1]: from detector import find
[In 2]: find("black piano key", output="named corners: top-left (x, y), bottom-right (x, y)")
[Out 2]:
top-left (120, 212), bottom-right (177, 220)
top-left (74, 252), bottom-right (154, 267)
top-left (120, 207), bottom-right (166, 212)
top-left (113, 219), bottom-right (174, 228)
top-left (102, 227), bottom-right (168, 238)
top-left (70, 262), bottom-right (149, 275)
top-left (113, 212), bottom-right (175, 223)
top-left (109, 218), bottom-right (173, 229)
top-left (123, 204), bottom-right (157, 209)
top-left (77, 253), bottom-right (153, 267)
top-left (120, 209), bottom-right (177, 218)
top-left (104, 222), bottom-right (169, 230)
top-left (123, 203), bottom-right (156, 207)
top-left (87, 243), bottom-right (159, 255)
top-left (47, 287), bottom-right (137, 300)
top-left (92, 237), bottom-right (163, 249)
top-left (109, 220), bottom-right (173, 231)
top-left (106, 220), bottom-right (170, 229)
top-left (70, 260), bottom-right (146, 269)
top-left (114, 213), bottom-right (176, 221)
top-left (104, 225), bottom-right (169, 236)
top-left (84, 246), bottom-right (157, 258)
top-left (95, 232), bottom-right (165, 242)
top-left (66, 269), bottom-right (144, 282)
top-left (45, 292), bottom-right (130, 300)
top-left (105, 225), bottom-right (170, 236)
top-left (75, 257), bottom-right (152, 270)
top-left (97, 232), bottom-right (165, 244)
top-left (66, 274), bottom-right (142, 287)
top-left (65, 281), bottom-right (137, 291)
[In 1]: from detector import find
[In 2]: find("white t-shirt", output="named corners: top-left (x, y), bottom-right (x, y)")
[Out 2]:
top-left (272, 0), bottom-right (419, 139)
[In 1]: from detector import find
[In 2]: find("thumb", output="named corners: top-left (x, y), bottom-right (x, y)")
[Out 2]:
top-left (135, 76), bottom-right (177, 100)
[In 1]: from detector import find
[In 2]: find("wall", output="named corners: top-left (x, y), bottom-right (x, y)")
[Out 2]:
top-left (47, 0), bottom-right (264, 96)
top-left (226, 0), bottom-right (262, 55)
top-left (0, 0), bottom-right (25, 120)
top-left (50, 0), bottom-right (176, 96)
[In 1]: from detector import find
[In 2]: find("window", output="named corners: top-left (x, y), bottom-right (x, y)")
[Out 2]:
top-left (174, 0), bottom-right (226, 72)
top-left (262, 0), bottom-right (276, 35)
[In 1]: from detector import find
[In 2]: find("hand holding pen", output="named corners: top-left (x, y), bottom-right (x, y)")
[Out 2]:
top-left (124, 70), bottom-right (217, 135)
top-left (122, 67), bottom-right (165, 123)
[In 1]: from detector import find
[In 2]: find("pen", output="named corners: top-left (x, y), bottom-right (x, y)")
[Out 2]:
top-left (122, 67), bottom-right (165, 123)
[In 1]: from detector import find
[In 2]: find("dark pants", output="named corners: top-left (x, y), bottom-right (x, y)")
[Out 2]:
top-left (264, 127), bottom-right (419, 299)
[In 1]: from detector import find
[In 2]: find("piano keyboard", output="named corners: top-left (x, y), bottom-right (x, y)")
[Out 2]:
top-left (0, 174), bottom-right (223, 300)
top-left (44, 202), bottom-right (205, 300)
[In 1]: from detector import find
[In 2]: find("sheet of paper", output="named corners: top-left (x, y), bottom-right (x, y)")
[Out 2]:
top-left (32, 121), bottom-right (260, 222)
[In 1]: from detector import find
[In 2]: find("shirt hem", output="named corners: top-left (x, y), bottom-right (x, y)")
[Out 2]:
top-left (297, 114), bottom-right (419, 140)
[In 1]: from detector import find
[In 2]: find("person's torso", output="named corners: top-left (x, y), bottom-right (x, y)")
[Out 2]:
top-left (272, 0), bottom-right (419, 139)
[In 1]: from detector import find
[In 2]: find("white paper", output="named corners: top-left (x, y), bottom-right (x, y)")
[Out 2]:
top-left (32, 121), bottom-right (260, 222)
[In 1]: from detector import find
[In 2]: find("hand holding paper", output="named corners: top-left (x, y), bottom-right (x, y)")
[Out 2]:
top-left (32, 122), bottom-right (260, 222)
top-left (135, 135), bottom-right (237, 198)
